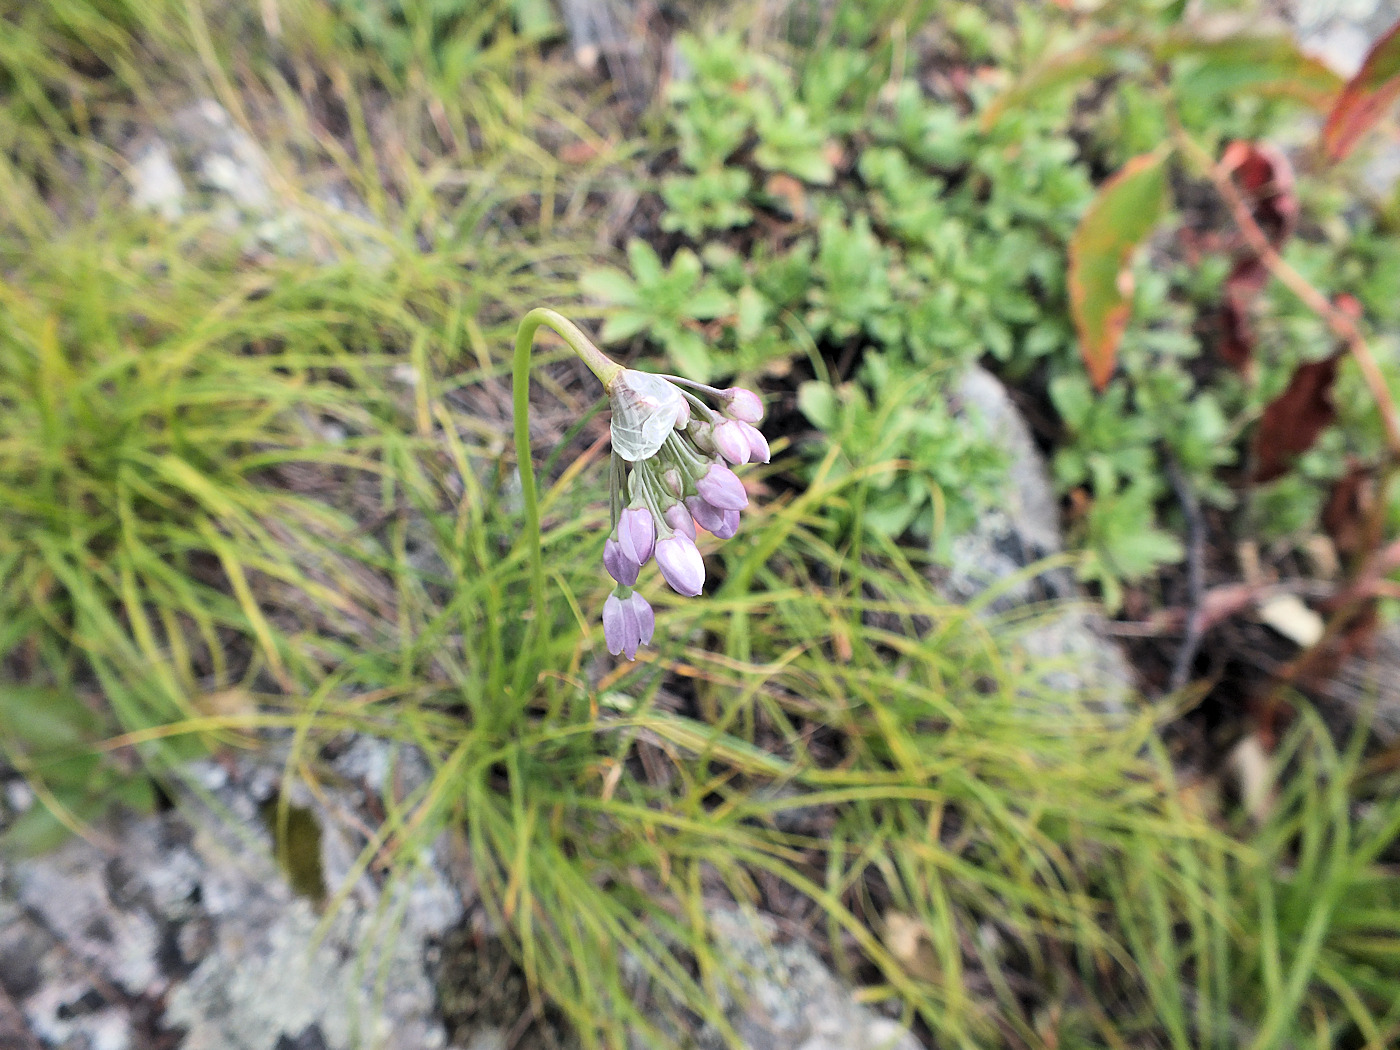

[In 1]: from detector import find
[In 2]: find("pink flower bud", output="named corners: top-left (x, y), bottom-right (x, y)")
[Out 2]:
top-left (738, 422), bottom-right (769, 464)
top-left (664, 503), bottom-right (696, 541)
top-left (617, 507), bottom-right (655, 566)
top-left (673, 397), bottom-right (691, 429)
top-left (695, 463), bottom-right (747, 511)
top-left (662, 468), bottom-right (684, 497)
top-left (655, 535), bottom-right (705, 596)
top-left (721, 387), bottom-right (764, 424)
top-left (712, 420), bottom-right (752, 465)
top-left (603, 590), bottom-right (655, 661)
top-left (603, 537), bottom-right (638, 587)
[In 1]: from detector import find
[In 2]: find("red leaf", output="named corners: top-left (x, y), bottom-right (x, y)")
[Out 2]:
top-left (1212, 144), bottom-right (1298, 371)
top-left (1220, 141), bottom-right (1297, 247)
top-left (1218, 257), bottom-right (1268, 372)
top-left (1068, 150), bottom-right (1170, 390)
top-left (1322, 18), bottom-right (1400, 162)
top-left (1322, 461), bottom-right (1376, 559)
top-left (1253, 353), bottom-right (1342, 483)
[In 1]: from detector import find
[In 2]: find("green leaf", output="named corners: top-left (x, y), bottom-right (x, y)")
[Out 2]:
top-left (687, 285), bottom-right (735, 321)
top-left (1163, 32), bottom-right (1343, 110)
top-left (625, 239), bottom-right (664, 288)
top-left (599, 310), bottom-right (653, 344)
top-left (661, 326), bottom-right (711, 382)
top-left (980, 34), bottom-right (1127, 129)
top-left (797, 381), bottom-right (839, 430)
top-left (510, 0), bottom-right (558, 35)
top-left (1088, 475), bottom-right (1184, 581)
top-left (579, 268), bottom-right (640, 307)
top-left (1104, 522), bottom-right (1185, 578)
top-left (735, 286), bottom-right (768, 341)
top-left (864, 499), bottom-right (919, 537)
top-left (667, 247), bottom-right (703, 288)
top-left (0, 685), bottom-right (101, 752)
top-left (753, 104), bottom-right (835, 185)
top-left (1068, 150), bottom-right (1170, 390)
top-left (0, 791), bottom-right (105, 857)
top-left (1049, 373), bottom-right (1094, 429)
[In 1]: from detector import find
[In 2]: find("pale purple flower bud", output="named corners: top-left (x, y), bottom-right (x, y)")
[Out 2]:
top-left (664, 503), bottom-right (696, 541)
top-left (685, 495), bottom-right (726, 535)
top-left (603, 592), bottom-right (624, 653)
top-left (696, 463), bottom-right (748, 511)
top-left (662, 468), bottom-right (684, 497)
top-left (738, 421), bottom-right (770, 464)
top-left (721, 387), bottom-right (764, 424)
top-left (603, 590), bottom-right (655, 661)
top-left (711, 508), bottom-right (741, 539)
top-left (673, 397), bottom-right (691, 429)
top-left (655, 534), bottom-right (705, 596)
top-left (603, 537), bottom-right (638, 586)
top-left (688, 496), bottom-right (740, 539)
top-left (713, 420), bottom-right (752, 465)
top-left (617, 507), bottom-right (655, 566)
top-left (630, 593), bottom-right (655, 648)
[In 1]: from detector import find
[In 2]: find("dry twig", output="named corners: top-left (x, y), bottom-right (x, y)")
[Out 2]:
top-left (1165, 453), bottom-right (1206, 692)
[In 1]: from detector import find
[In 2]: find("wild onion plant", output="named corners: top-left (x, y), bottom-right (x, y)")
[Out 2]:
top-left (513, 308), bottom-right (768, 660)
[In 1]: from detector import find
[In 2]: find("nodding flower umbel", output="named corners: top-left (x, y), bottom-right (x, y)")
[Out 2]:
top-left (601, 370), bottom-right (767, 660)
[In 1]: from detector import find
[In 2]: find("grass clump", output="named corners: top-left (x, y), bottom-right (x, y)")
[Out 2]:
top-left (0, 0), bottom-right (601, 843)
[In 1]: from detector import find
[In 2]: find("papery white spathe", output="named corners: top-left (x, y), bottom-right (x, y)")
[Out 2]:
top-left (609, 369), bottom-right (687, 462)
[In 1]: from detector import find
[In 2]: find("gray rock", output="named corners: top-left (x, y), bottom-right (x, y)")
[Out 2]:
top-left (173, 98), bottom-right (274, 211)
top-left (944, 365), bottom-right (1064, 604)
top-left (695, 907), bottom-right (918, 1050)
top-left (1292, 0), bottom-right (1396, 76)
top-left (942, 365), bottom-right (1135, 704)
top-left (0, 744), bottom-right (464, 1050)
top-left (123, 99), bottom-right (385, 263)
top-left (128, 139), bottom-right (186, 220)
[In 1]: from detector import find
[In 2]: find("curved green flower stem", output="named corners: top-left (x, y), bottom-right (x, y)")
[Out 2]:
top-left (511, 308), bottom-right (622, 681)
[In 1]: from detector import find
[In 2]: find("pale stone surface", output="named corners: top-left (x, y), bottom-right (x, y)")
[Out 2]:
top-left (943, 365), bottom-right (1135, 705)
top-left (128, 140), bottom-right (186, 220)
top-left (696, 907), bottom-right (919, 1050)
top-left (123, 98), bottom-right (384, 263)
top-left (0, 745), bottom-right (463, 1050)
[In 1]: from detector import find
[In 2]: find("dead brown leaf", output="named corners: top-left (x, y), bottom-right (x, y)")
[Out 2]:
top-left (1252, 352), bottom-right (1342, 483)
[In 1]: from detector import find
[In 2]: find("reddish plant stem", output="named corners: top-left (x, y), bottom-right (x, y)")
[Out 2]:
top-left (1179, 133), bottom-right (1400, 459)
top-left (1177, 131), bottom-right (1400, 707)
